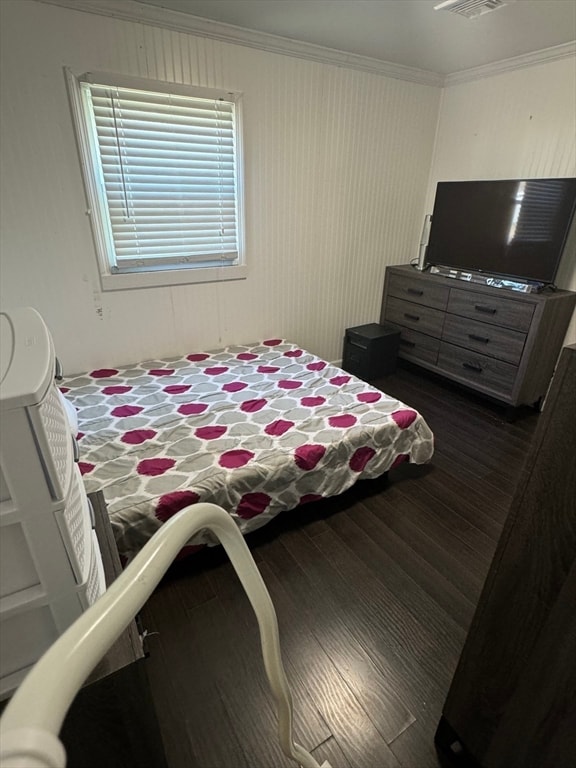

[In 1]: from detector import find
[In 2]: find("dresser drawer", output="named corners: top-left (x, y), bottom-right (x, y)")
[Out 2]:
top-left (397, 328), bottom-right (440, 366)
top-left (442, 314), bottom-right (526, 366)
top-left (28, 383), bottom-right (76, 501)
top-left (385, 297), bottom-right (445, 337)
top-left (447, 288), bottom-right (534, 332)
top-left (56, 466), bottom-right (93, 585)
top-left (438, 342), bottom-right (517, 398)
top-left (388, 272), bottom-right (450, 311)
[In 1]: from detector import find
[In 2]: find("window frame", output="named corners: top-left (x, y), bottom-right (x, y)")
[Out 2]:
top-left (66, 69), bottom-right (246, 291)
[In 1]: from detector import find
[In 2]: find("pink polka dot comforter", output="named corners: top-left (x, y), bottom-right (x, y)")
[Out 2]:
top-left (61, 339), bottom-right (434, 560)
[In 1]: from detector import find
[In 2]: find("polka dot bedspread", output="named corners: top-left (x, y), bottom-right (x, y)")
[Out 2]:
top-left (61, 339), bottom-right (434, 561)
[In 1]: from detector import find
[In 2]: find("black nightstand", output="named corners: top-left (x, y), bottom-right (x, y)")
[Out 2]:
top-left (342, 323), bottom-right (400, 381)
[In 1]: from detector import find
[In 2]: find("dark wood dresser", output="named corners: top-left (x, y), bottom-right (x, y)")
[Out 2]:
top-left (435, 344), bottom-right (576, 768)
top-left (380, 264), bottom-right (576, 409)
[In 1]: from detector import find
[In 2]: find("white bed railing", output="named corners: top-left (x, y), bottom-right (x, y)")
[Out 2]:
top-left (0, 503), bottom-right (330, 768)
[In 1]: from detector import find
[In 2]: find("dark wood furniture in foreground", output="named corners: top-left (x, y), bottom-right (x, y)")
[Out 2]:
top-left (59, 491), bottom-right (168, 768)
top-left (436, 344), bottom-right (576, 768)
top-left (380, 264), bottom-right (576, 410)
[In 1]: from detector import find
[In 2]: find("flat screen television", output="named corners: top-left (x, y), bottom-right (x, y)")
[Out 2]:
top-left (425, 178), bottom-right (576, 284)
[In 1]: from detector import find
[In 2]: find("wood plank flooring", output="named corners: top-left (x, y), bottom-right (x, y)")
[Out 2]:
top-left (140, 363), bottom-right (539, 768)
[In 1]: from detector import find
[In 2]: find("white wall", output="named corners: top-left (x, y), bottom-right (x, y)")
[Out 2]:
top-left (0, 0), bottom-right (440, 373)
top-left (426, 57), bottom-right (576, 343)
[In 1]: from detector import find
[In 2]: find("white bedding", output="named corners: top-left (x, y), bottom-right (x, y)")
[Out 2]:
top-left (62, 339), bottom-right (434, 560)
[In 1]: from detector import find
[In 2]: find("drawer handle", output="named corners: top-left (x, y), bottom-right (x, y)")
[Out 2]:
top-left (400, 339), bottom-right (415, 348)
top-left (406, 288), bottom-right (423, 296)
top-left (72, 435), bottom-right (80, 462)
top-left (474, 305), bottom-right (496, 315)
top-left (468, 333), bottom-right (490, 344)
top-left (463, 362), bottom-right (483, 373)
top-left (55, 357), bottom-right (64, 381)
top-left (404, 313), bottom-right (420, 322)
top-left (348, 340), bottom-right (368, 350)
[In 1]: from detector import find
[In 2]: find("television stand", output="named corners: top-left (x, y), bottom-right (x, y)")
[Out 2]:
top-left (428, 265), bottom-right (544, 294)
top-left (380, 264), bottom-right (576, 409)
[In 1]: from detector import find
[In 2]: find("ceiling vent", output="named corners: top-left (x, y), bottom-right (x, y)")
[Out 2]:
top-left (433, 0), bottom-right (514, 19)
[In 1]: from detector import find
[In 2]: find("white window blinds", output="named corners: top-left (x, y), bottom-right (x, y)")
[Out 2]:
top-left (80, 82), bottom-right (240, 272)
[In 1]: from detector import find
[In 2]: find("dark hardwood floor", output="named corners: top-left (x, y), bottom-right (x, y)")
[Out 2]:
top-left (140, 363), bottom-right (540, 768)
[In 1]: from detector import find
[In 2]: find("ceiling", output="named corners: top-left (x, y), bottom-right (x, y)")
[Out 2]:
top-left (132, 0), bottom-right (576, 76)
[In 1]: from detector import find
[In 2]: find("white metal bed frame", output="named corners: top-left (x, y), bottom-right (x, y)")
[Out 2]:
top-left (0, 503), bottom-right (330, 768)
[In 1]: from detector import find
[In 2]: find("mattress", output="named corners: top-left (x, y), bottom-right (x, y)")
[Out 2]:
top-left (61, 339), bottom-right (434, 560)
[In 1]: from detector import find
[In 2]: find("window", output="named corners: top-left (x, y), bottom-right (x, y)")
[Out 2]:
top-left (67, 71), bottom-right (245, 289)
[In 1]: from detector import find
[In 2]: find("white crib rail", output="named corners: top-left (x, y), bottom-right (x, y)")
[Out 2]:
top-left (0, 503), bottom-right (329, 768)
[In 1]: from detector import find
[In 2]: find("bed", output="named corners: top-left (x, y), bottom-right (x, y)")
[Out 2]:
top-left (61, 339), bottom-right (434, 561)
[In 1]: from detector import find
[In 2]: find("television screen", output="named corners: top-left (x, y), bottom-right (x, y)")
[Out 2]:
top-left (425, 178), bottom-right (576, 284)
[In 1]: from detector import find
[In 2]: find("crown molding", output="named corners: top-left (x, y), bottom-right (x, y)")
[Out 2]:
top-left (34, 0), bottom-right (443, 87)
top-left (444, 40), bottom-right (576, 86)
top-left (34, 0), bottom-right (575, 88)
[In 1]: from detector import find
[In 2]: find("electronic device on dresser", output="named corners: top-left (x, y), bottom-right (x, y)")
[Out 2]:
top-left (424, 178), bottom-right (576, 291)
top-left (380, 265), bottom-right (576, 412)
top-left (0, 307), bottom-right (106, 699)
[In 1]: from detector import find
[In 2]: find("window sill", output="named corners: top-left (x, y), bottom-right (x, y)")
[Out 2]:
top-left (100, 265), bottom-right (248, 291)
